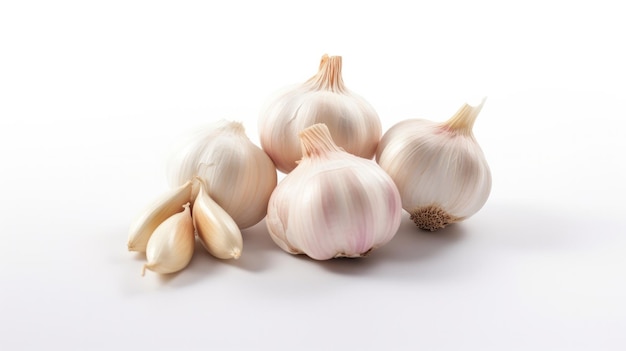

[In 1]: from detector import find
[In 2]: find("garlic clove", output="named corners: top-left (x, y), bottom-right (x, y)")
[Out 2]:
top-left (376, 98), bottom-right (491, 231)
top-left (142, 204), bottom-right (195, 275)
top-left (259, 54), bottom-right (382, 173)
top-left (192, 179), bottom-right (243, 260)
top-left (266, 123), bottom-right (402, 260)
top-left (127, 180), bottom-right (193, 252)
top-left (167, 120), bottom-right (277, 229)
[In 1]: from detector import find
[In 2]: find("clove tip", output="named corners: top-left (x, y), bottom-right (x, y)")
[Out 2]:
top-left (231, 247), bottom-right (242, 260)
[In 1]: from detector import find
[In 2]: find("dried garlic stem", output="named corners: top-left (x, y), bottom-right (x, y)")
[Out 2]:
top-left (443, 97), bottom-right (487, 135)
top-left (305, 54), bottom-right (346, 93)
top-left (299, 123), bottom-right (343, 158)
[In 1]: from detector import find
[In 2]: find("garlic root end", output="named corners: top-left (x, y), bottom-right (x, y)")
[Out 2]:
top-left (409, 206), bottom-right (457, 231)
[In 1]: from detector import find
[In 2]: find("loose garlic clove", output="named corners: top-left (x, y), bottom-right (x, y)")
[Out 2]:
top-left (166, 120), bottom-right (277, 229)
top-left (128, 180), bottom-right (193, 252)
top-left (376, 98), bottom-right (492, 231)
top-left (266, 123), bottom-right (402, 260)
top-left (142, 204), bottom-right (195, 276)
top-left (259, 54), bottom-right (382, 173)
top-left (192, 179), bottom-right (243, 260)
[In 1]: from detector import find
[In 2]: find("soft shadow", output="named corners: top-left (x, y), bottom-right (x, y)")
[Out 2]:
top-left (112, 225), bottom-right (219, 290)
top-left (377, 214), bottom-right (465, 262)
top-left (155, 219), bottom-right (284, 286)
top-left (230, 219), bottom-right (285, 272)
top-left (131, 251), bottom-right (146, 261)
top-left (469, 201), bottom-right (616, 251)
top-left (117, 200), bottom-right (622, 290)
top-left (315, 201), bottom-right (613, 278)
top-left (315, 213), bottom-right (466, 276)
top-left (154, 239), bottom-right (221, 287)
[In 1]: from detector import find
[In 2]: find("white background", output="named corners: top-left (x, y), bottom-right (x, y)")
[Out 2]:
top-left (1, 1), bottom-right (625, 350)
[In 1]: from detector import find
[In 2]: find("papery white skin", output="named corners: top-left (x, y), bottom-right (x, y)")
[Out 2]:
top-left (127, 180), bottom-right (193, 252)
top-left (142, 204), bottom-right (195, 276)
top-left (259, 54), bottom-right (382, 173)
top-left (193, 180), bottom-right (243, 260)
top-left (266, 124), bottom-right (402, 260)
top-left (167, 120), bottom-right (277, 229)
top-left (376, 99), bottom-right (492, 230)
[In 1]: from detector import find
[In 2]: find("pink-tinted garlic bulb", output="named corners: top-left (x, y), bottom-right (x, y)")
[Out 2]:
top-left (266, 123), bottom-right (402, 260)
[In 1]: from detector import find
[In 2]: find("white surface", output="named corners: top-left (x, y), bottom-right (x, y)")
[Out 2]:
top-left (1, 1), bottom-right (626, 350)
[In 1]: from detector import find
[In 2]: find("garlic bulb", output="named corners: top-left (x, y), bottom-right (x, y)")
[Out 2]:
top-left (142, 204), bottom-right (195, 276)
top-left (266, 123), bottom-right (402, 260)
top-left (259, 54), bottom-right (382, 173)
top-left (167, 120), bottom-right (277, 229)
top-left (128, 180), bottom-right (193, 252)
top-left (376, 99), bottom-right (492, 231)
top-left (192, 179), bottom-right (243, 260)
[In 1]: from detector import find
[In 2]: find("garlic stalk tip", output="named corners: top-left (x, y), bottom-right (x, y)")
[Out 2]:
top-left (305, 54), bottom-right (345, 93)
top-left (443, 97), bottom-right (487, 134)
top-left (299, 123), bottom-right (342, 157)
